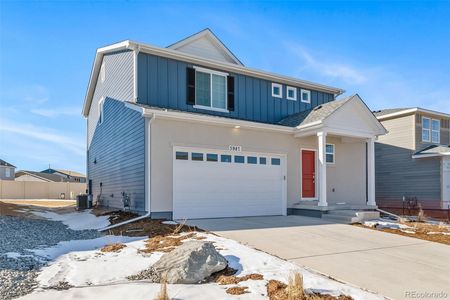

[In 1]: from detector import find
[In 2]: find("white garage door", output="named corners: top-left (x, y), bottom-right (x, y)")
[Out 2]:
top-left (173, 148), bottom-right (285, 219)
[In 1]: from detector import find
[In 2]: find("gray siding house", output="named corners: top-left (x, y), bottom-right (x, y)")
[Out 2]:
top-left (83, 29), bottom-right (386, 220)
top-left (375, 108), bottom-right (450, 209)
top-left (0, 159), bottom-right (16, 181)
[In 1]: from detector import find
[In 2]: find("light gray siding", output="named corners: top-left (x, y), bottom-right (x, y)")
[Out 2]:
top-left (0, 166), bottom-right (15, 180)
top-left (87, 50), bottom-right (134, 148)
top-left (88, 99), bottom-right (145, 211)
top-left (376, 114), bottom-right (442, 207)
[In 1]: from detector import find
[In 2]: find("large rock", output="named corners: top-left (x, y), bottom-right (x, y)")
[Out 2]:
top-left (151, 240), bottom-right (228, 284)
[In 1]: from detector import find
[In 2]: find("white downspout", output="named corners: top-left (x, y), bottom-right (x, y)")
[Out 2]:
top-left (99, 114), bottom-right (155, 231)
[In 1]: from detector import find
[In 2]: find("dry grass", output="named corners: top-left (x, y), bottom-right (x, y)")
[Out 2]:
top-left (226, 286), bottom-right (248, 295)
top-left (100, 243), bottom-right (126, 253)
top-left (154, 278), bottom-right (169, 300)
top-left (217, 273), bottom-right (264, 285)
top-left (356, 221), bottom-right (450, 245)
top-left (417, 204), bottom-right (427, 222)
top-left (266, 273), bottom-right (352, 300)
top-left (0, 199), bottom-right (76, 208)
top-left (140, 233), bottom-right (197, 253)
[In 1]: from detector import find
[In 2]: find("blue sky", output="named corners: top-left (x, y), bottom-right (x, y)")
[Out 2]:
top-left (1, 1), bottom-right (449, 173)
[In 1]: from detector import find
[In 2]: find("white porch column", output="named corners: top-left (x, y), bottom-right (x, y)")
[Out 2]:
top-left (367, 137), bottom-right (376, 206)
top-left (317, 131), bottom-right (328, 207)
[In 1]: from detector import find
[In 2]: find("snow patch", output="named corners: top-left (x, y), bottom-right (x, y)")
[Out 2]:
top-left (363, 219), bottom-right (412, 230)
top-left (161, 220), bottom-right (178, 225)
top-left (31, 209), bottom-right (110, 230)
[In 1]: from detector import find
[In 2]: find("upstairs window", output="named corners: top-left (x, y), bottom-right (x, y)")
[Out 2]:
top-left (5, 168), bottom-right (11, 177)
top-left (300, 89), bottom-right (311, 103)
top-left (431, 119), bottom-right (440, 143)
top-left (272, 83), bottom-right (282, 98)
top-left (286, 86), bottom-right (297, 101)
top-left (194, 67), bottom-right (228, 111)
top-left (422, 117), bottom-right (430, 142)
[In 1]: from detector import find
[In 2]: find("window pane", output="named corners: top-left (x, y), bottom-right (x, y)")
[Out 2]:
top-left (432, 119), bottom-right (440, 131)
top-left (176, 151), bottom-right (188, 160)
top-left (195, 71), bottom-right (211, 106)
top-left (247, 156), bottom-right (257, 164)
top-left (221, 154), bottom-right (232, 163)
top-left (326, 144), bottom-right (334, 154)
top-left (326, 154), bottom-right (334, 163)
top-left (259, 157), bottom-right (267, 165)
top-left (302, 92), bottom-right (309, 101)
top-left (288, 89), bottom-right (294, 98)
top-left (432, 131), bottom-right (440, 143)
top-left (271, 158), bottom-right (281, 165)
top-left (191, 153), bottom-right (203, 161)
top-left (273, 86), bottom-right (280, 95)
top-left (206, 153), bottom-right (218, 162)
top-left (422, 118), bottom-right (430, 129)
top-left (422, 129), bottom-right (430, 141)
top-left (211, 74), bottom-right (226, 109)
top-left (234, 155), bottom-right (245, 163)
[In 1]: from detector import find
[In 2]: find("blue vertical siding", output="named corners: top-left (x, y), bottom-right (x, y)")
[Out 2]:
top-left (88, 99), bottom-right (145, 212)
top-left (137, 53), bottom-right (335, 124)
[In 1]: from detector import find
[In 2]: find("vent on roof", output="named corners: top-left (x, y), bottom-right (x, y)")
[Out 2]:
top-left (314, 105), bottom-right (322, 111)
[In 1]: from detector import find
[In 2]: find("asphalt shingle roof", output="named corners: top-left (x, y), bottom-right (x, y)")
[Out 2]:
top-left (278, 96), bottom-right (352, 127)
top-left (15, 171), bottom-right (78, 182)
top-left (0, 159), bottom-right (16, 168)
top-left (372, 108), bottom-right (412, 117)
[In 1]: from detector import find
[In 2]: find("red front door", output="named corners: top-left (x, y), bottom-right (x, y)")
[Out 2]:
top-left (302, 150), bottom-right (316, 198)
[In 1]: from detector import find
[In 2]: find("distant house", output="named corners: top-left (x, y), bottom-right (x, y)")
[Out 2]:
top-left (15, 170), bottom-right (79, 182)
top-left (0, 159), bottom-right (16, 181)
top-left (374, 108), bottom-right (450, 209)
top-left (40, 168), bottom-right (86, 183)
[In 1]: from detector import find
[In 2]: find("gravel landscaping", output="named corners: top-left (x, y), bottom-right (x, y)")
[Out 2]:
top-left (0, 215), bottom-right (101, 300)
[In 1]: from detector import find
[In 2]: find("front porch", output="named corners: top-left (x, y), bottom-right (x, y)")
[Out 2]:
top-left (279, 95), bottom-right (386, 220)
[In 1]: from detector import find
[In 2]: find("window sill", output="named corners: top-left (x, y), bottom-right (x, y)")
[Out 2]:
top-left (301, 100), bottom-right (311, 104)
top-left (193, 105), bottom-right (229, 113)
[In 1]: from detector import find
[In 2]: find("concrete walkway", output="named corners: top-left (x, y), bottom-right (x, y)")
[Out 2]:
top-left (188, 215), bottom-right (450, 300)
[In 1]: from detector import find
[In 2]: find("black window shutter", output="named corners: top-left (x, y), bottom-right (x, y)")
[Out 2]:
top-left (227, 76), bottom-right (235, 111)
top-left (186, 67), bottom-right (195, 105)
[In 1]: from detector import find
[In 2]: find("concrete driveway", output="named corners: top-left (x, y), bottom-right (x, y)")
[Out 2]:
top-left (188, 215), bottom-right (450, 300)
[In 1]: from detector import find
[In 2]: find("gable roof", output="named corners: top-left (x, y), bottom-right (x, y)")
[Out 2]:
top-left (82, 31), bottom-right (344, 117)
top-left (15, 171), bottom-right (76, 182)
top-left (374, 107), bottom-right (450, 120)
top-left (167, 28), bottom-right (243, 66)
top-left (0, 159), bottom-right (15, 168)
top-left (279, 96), bottom-right (352, 127)
top-left (413, 144), bottom-right (450, 158)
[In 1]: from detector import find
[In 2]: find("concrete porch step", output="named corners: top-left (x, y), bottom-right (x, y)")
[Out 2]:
top-left (321, 210), bottom-right (380, 224)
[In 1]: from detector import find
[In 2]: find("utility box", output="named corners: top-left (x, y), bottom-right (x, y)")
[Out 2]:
top-left (77, 194), bottom-right (88, 210)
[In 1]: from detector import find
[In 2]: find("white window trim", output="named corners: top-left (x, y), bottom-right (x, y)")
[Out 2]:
top-left (431, 119), bottom-right (440, 144)
top-left (272, 83), bottom-right (283, 98)
top-left (98, 97), bottom-right (105, 125)
top-left (286, 86), bottom-right (297, 101)
top-left (326, 143), bottom-right (335, 164)
top-left (422, 116), bottom-right (431, 142)
top-left (300, 89), bottom-right (311, 103)
top-left (193, 66), bottom-right (228, 112)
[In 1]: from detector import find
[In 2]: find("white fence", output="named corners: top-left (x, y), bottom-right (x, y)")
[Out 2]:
top-left (0, 180), bottom-right (86, 200)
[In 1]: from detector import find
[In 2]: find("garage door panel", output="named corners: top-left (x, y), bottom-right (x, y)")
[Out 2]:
top-left (173, 149), bottom-right (284, 219)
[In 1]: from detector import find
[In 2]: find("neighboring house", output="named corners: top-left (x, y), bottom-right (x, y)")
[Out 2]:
top-left (82, 28), bottom-right (386, 219)
top-left (40, 168), bottom-right (86, 183)
top-left (15, 170), bottom-right (79, 182)
top-left (0, 159), bottom-right (16, 181)
top-left (374, 108), bottom-right (450, 209)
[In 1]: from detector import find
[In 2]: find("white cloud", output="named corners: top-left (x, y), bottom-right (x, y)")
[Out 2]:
top-left (284, 42), bottom-right (368, 84)
top-left (31, 106), bottom-right (81, 117)
top-left (0, 118), bottom-right (85, 156)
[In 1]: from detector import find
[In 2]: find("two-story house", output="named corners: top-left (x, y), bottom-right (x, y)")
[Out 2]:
top-left (0, 159), bottom-right (16, 181)
top-left (82, 29), bottom-right (386, 220)
top-left (41, 168), bottom-right (86, 183)
top-left (375, 108), bottom-right (450, 210)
